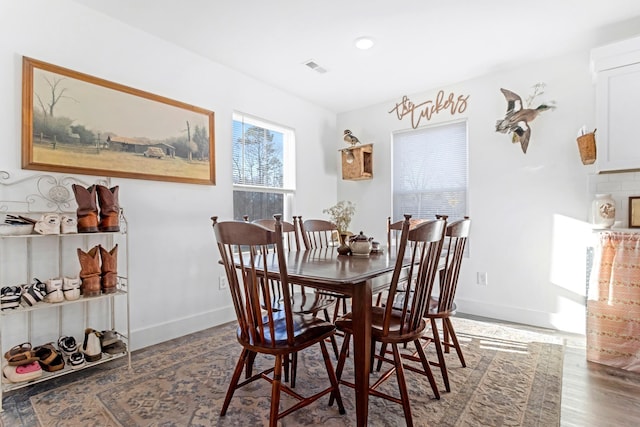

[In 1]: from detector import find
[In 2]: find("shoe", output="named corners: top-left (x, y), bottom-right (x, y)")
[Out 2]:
top-left (62, 277), bottom-right (81, 301)
top-left (72, 184), bottom-right (99, 233)
top-left (81, 328), bottom-right (102, 362)
top-left (44, 278), bottom-right (64, 303)
top-left (21, 279), bottom-right (47, 306)
top-left (96, 185), bottom-right (120, 232)
top-left (102, 340), bottom-right (127, 355)
top-left (34, 343), bottom-right (65, 372)
top-left (3, 362), bottom-right (42, 383)
top-left (61, 215), bottom-right (78, 234)
top-left (4, 342), bottom-right (38, 366)
top-left (58, 336), bottom-right (78, 358)
top-left (99, 244), bottom-right (118, 294)
top-left (34, 213), bottom-right (61, 235)
top-left (77, 246), bottom-right (101, 297)
top-left (68, 351), bottom-right (85, 369)
top-left (98, 330), bottom-right (119, 348)
top-left (1, 286), bottom-right (22, 310)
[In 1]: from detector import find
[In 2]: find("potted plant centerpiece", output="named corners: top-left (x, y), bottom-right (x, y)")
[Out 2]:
top-left (323, 200), bottom-right (356, 254)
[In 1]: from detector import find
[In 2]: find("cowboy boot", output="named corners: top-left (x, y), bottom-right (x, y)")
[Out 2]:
top-left (72, 184), bottom-right (98, 233)
top-left (96, 185), bottom-right (120, 232)
top-left (99, 244), bottom-right (118, 294)
top-left (77, 246), bottom-right (101, 297)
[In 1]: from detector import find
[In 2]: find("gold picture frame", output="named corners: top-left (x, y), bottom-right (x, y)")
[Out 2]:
top-left (22, 57), bottom-right (215, 185)
top-left (629, 197), bottom-right (640, 228)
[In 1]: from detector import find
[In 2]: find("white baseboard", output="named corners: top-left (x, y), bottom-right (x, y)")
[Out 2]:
top-left (130, 305), bottom-right (236, 351)
top-left (456, 298), bottom-right (586, 335)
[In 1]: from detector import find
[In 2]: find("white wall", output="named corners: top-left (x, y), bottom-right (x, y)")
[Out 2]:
top-left (0, 0), bottom-right (338, 349)
top-left (337, 50), bottom-right (615, 334)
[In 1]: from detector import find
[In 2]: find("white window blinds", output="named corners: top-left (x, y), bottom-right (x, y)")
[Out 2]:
top-left (392, 120), bottom-right (468, 221)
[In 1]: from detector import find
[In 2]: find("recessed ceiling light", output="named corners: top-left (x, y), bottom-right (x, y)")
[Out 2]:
top-left (355, 37), bottom-right (374, 50)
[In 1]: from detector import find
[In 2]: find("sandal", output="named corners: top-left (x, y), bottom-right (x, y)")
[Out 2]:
top-left (4, 343), bottom-right (38, 366)
top-left (34, 343), bottom-right (65, 372)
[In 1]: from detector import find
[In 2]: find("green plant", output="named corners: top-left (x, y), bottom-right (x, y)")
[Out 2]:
top-left (323, 200), bottom-right (356, 234)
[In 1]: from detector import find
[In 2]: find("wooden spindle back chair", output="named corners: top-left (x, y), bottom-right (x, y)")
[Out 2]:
top-left (212, 215), bottom-right (345, 426)
top-left (332, 214), bottom-right (446, 426)
top-left (422, 216), bottom-right (471, 392)
top-left (298, 216), bottom-right (351, 322)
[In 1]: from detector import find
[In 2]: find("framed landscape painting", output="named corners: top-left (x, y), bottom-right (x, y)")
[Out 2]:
top-left (21, 57), bottom-right (215, 185)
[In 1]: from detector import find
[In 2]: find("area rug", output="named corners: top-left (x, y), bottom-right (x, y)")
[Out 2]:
top-left (2, 317), bottom-right (563, 426)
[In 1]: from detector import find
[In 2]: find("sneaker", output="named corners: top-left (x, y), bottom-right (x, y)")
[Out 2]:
top-left (34, 213), bottom-right (61, 235)
top-left (1, 286), bottom-right (22, 310)
top-left (60, 215), bottom-right (78, 234)
top-left (68, 351), bottom-right (85, 369)
top-left (62, 277), bottom-right (81, 301)
top-left (21, 279), bottom-right (46, 307)
top-left (57, 336), bottom-right (78, 358)
top-left (44, 278), bottom-right (64, 303)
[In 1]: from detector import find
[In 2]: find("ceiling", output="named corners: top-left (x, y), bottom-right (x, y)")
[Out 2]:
top-left (74, 0), bottom-right (640, 113)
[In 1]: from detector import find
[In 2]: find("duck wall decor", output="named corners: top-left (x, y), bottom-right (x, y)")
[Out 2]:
top-left (495, 83), bottom-right (555, 154)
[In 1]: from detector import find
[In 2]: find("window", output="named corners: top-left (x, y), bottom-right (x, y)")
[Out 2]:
top-left (392, 120), bottom-right (468, 222)
top-left (232, 113), bottom-right (295, 221)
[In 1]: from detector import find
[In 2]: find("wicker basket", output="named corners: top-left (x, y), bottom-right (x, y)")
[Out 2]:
top-left (577, 131), bottom-right (596, 165)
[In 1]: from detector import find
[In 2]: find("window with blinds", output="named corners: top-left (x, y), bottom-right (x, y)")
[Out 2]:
top-left (232, 112), bottom-right (296, 221)
top-left (392, 120), bottom-right (468, 222)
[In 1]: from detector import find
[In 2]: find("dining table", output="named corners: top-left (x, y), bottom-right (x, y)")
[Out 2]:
top-left (253, 246), bottom-right (409, 427)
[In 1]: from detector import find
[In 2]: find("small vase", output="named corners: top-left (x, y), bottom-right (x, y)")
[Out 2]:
top-left (592, 194), bottom-right (615, 229)
top-left (337, 233), bottom-right (352, 255)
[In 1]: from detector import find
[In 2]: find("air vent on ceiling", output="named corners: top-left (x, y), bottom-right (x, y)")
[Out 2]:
top-left (303, 59), bottom-right (327, 74)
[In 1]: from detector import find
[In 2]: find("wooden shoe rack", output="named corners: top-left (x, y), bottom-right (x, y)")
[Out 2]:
top-left (0, 171), bottom-right (131, 411)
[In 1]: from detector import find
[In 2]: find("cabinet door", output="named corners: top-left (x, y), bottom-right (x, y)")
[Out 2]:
top-left (596, 62), bottom-right (640, 172)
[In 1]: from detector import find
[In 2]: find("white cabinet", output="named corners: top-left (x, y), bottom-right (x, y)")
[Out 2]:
top-left (592, 36), bottom-right (640, 172)
top-left (0, 172), bottom-right (131, 410)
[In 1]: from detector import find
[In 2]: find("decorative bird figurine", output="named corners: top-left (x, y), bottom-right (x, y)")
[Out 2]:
top-left (343, 129), bottom-right (360, 147)
top-left (495, 88), bottom-right (555, 154)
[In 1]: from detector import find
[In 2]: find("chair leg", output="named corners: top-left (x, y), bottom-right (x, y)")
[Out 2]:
top-left (283, 353), bottom-right (290, 383)
top-left (413, 339), bottom-right (440, 400)
top-left (221, 348), bottom-right (250, 416)
top-left (376, 342), bottom-right (388, 372)
top-left (320, 339), bottom-right (346, 414)
top-left (323, 308), bottom-right (340, 359)
top-left (329, 331), bottom-right (351, 406)
top-left (391, 343), bottom-right (413, 427)
top-left (245, 350), bottom-right (256, 378)
top-left (430, 318), bottom-right (450, 392)
top-left (445, 317), bottom-right (466, 367)
top-left (291, 352), bottom-right (298, 388)
top-left (269, 354), bottom-right (283, 427)
top-left (443, 318), bottom-right (451, 354)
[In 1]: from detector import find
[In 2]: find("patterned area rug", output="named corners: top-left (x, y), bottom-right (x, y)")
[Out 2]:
top-left (1, 317), bottom-right (563, 426)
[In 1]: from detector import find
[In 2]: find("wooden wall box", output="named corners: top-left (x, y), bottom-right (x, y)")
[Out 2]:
top-left (341, 143), bottom-right (373, 180)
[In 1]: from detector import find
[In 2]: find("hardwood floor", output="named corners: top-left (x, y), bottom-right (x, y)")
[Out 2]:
top-left (460, 314), bottom-right (640, 426)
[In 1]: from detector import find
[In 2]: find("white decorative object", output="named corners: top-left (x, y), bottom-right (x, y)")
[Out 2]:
top-left (592, 194), bottom-right (616, 229)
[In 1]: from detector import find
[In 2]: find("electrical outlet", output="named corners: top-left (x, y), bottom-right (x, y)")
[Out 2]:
top-left (218, 276), bottom-right (229, 290)
top-left (477, 272), bottom-right (488, 286)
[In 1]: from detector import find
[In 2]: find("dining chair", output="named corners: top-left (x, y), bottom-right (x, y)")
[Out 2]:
top-left (298, 216), bottom-right (351, 322)
top-left (375, 216), bottom-right (431, 306)
top-left (212, 215), bottom-right (345, 426)
top-left (331, 214), bottom-right (446, 426)
top-left (420, 216), bottom-right (471, 392)
top-left (250, 216), bottom-right (340, 385)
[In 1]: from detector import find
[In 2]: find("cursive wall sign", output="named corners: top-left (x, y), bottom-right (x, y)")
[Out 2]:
top-left (389, 91), bottom-right (470, 129)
